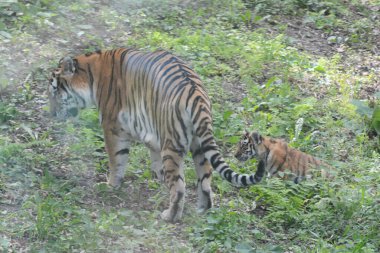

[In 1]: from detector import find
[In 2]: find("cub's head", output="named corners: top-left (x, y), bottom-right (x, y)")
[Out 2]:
top-left (48, 57), bottom-right (82, 120)
top-left (234, 131), bottom-right (266, 162)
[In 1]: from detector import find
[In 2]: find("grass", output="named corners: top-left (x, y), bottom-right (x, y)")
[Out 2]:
top-left (0, 0), bottom-right (379, 252)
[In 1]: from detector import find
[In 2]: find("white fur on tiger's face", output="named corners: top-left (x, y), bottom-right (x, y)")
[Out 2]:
top-left (49, 48), bottom-right (265, 222)
top-left (234, 131), bottom-right (258, 162)
top-left (49, 73), bottom-right (78, 119)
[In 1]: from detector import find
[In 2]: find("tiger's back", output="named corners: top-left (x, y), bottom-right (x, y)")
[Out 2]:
top-left (95, 49), bottom-right (207, 150)
top-left (282, 144), bottom-right (328, 182)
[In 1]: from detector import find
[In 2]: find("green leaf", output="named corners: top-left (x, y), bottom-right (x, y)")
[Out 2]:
top-left (223, 110), bottom-right (234, 121)
top-left (0, 236), bottom-right (10, 251)
top-left (207, 215), bottom-right (221, 224)
top-left (253, 15), bottom-right (263, 22)
top-left (313, 65), bottom-right (326, 73)
top-left (0, 31), bottom-right (12, 39)
top-left (235, 242), bottom-right (254, 253)
top-left (257, 245), bottom-right (284, 253)
top-left (228, 135), bottom-right (240, 144)
top-left (351, 99), bottom-right (373, 118)
top-left (265, 76), bottom-right (277, 89)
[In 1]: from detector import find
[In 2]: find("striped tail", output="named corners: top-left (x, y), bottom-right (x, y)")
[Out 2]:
top-left (187, 80), bottom-right (264, 187)
top-left (203, 137), bottom-right (265, 187)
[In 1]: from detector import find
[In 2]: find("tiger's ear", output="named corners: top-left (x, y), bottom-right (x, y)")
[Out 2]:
top-left (244, 129), bottom-right (250, 137)
top-left (251, 132), bottom-right (262, 144)
top-left (57, 57), bottom-right (76, 77)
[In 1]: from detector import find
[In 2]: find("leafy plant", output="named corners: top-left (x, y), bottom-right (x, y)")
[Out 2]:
top-left (190, 208), bottom-right (258, 252)
top-left (371, 106), bottom-right (380, 138)
top-left (0, 102), bottom-right (18, 124)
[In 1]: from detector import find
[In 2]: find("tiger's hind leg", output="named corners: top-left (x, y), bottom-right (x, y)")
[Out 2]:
top-left (160, 147), bottom-right (186, 222)
top-left (103, 126), bottom-right (131, 188)
top-left (149, 149), bottom-right (164, 181)
top-left (191, 138), bottom-right (213, 214)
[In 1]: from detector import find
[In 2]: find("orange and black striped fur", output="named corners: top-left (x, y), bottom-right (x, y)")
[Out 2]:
top-left (48, 48), bottom-right (265, 222)
top-left (235, 131), bottom-right (332, 183)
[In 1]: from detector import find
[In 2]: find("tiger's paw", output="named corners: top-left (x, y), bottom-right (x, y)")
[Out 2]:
top-left (107, 176), bottom-right (122, 189)
top-left (196, 207), bottom-right (208, 214)
top-left (160, 209), bottom-right (182, 223)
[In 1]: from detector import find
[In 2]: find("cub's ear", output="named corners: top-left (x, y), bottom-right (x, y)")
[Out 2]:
top-left (251, 131), bottom-right (262, 144)
top-left (244, 129), bottom-right (250, 137)
top-left (58, 57), bottom-right (76, 77)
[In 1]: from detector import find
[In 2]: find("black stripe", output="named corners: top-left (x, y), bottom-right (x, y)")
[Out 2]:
top-left (201, 137), bottom-right (214, 147)
top-left (162, 155), bottom-right (179, 168)
top-left (87, 64), bottom-right (94, 102)
top-left (105, 50), bottom-right (117, 110)
top-left (219, 165), bottom-right (229, 174)
top-left (241, 175), bottom-right (247, 186)
top-left (199, 158), bottom-right (207, 166)
top-left (195, 118), bottom-right (210, 137)
top-left (200, 173), bottom-right (211, 183)
top-left (257, 160), bottom-right (266, 178)
top-left (202, 191), bottom-right (212, 209)
top-left (212, 159), bottom-right (224, 169)
top-left (119, 48), bottom-right (133, 75)
top-left (202, 145), bottom-right (218, 154)
top-left (60, 82), bottom-right (69, 94)
top-left (254, 173), bottom-right (262, 182)
top-left (69, 87), bottom-right (86, 107)
top-left (210, 153), bottom-right (219, 165)
top-left (224, 170), bottom-right (232, 181)
top-left (151, 56), bottom-right (178, 84)
top-left (170, 191), bottom-right (184, 220)
top-left (174, 175), bottom-right (184, 182)
top-left (191, 96), bottom-right (203, 116)
top-left (115, 148), bottom-right (130, 156)
top-left (233, 174), bottom-right (239, 184)
top-left (185, 84), bottom-right (196, 108)
top-left (192, 148), bottom-right (203, 157)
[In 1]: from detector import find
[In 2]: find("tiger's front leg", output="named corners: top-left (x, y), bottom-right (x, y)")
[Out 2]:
top-left (160, 148), bottom-right (186, 222)
top-left (103, 126), bottom-right (131, 188)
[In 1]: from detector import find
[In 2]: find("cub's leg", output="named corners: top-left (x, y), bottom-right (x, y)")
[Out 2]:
top-left (191, 138), bottom-right (213, 213)
top-left (103, 126), bottom-right (130, 188)
top-left (149, 149), bottom-right (164, 181)
top-left (160, 147), bottom-right (186, 222)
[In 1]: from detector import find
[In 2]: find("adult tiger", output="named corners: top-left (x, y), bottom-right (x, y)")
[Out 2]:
top-left (48, 48), bottom-right (265, 222)
top-left (235, 131), bottom-right (333, 183)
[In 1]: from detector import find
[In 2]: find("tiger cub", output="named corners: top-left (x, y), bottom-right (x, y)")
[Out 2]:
top-left (48, 48), bottom-right (265, 222)
top-left (235, 131), bottom-right (333, 183)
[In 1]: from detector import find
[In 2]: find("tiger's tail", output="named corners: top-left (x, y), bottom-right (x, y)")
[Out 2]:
top-left (198, 127), bottom-right (265, 187)
top-left (207, 143), bottom-right (264, 187)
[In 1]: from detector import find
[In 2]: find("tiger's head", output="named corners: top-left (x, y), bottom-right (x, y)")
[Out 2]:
top-left (234, 131), bottom-right (266, 162)
top-left (48, 56), bottom-right (88, 120)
